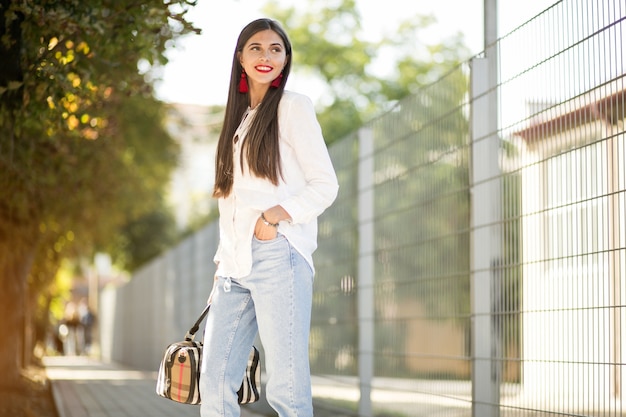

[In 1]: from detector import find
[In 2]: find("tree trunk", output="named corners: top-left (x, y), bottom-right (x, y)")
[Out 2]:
top-left (0, 241), bottom-right (35, 388)
top-left (1, 0), bottom-right (31, 378)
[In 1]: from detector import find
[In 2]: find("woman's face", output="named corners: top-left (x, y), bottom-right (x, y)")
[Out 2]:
top-left (239, 29), bottom-right (288, 91)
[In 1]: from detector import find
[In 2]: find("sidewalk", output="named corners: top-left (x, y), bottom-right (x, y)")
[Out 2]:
top-left (43, 356), bottom-right (268, 417)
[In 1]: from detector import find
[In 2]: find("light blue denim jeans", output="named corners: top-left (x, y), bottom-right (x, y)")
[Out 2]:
top-left (200, 234), bottom-right (314, 417)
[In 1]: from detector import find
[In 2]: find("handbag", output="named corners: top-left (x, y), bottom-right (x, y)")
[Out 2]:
top-left (156, 303), bottom-right (261, 405)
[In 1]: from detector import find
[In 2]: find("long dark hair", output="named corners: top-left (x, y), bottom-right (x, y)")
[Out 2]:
top-left (212, 18), bottom-right (292, 198)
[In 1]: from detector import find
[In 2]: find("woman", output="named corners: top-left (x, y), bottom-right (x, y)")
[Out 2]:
top-left (200, 18), bottom-right (339, 417)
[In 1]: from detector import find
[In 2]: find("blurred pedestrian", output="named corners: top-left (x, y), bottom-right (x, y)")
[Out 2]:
top-left (78, 298), bottom-right (95, 355)
top-left (62, 300), bottom-right (80, 355)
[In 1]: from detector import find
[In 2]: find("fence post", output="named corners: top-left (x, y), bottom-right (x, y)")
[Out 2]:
top-left (470, 52), bottom-right (502, 417)
top-left (358, 126), bottom-right (375, 417)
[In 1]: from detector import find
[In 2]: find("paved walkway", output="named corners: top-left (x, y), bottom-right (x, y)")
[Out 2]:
top-left (43, 356), bottom-right (269, 417)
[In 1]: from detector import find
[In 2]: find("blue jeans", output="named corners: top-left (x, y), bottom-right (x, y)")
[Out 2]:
top-left (200, 234), bottom-right (314, 417)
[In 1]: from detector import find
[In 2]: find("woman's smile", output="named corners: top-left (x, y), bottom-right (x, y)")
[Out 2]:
top-left (255, 65), bottom-right (273, 73)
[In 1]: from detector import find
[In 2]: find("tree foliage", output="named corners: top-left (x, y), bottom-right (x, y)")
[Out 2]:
top-left (263, 0), bottom-right (471, 144)
top-left (0, 0), bottom-right (198, 385)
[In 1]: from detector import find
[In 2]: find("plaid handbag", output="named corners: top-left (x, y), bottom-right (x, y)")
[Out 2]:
top-left (156, 304), bottom-right (261, 405)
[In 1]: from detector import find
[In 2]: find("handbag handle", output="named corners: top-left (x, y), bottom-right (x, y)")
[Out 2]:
top-left (185, 303), bottom-right (210, 341)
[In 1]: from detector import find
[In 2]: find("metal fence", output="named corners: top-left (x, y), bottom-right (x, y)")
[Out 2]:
top-left (100, 0), bottom-right (626, 416)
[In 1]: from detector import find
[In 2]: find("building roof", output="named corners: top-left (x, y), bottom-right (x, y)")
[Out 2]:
top-left (515, 84), bottom-right (625, 142)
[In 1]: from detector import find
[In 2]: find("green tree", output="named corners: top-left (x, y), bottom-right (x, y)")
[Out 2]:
top-left (0, 0), bottom-right (198, 386)
top-left (263, 0), bottom-right (470, 144)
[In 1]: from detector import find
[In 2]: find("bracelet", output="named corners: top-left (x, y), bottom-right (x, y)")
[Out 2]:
top-left (260, 212), bottom-right (279, 228)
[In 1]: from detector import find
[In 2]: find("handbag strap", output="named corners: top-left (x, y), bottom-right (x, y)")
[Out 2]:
top-left (185, 303), bottom-right (210, 341)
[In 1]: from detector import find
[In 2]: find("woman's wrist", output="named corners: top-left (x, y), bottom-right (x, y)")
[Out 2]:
top-left (260, 212), bottom-right (279, 227)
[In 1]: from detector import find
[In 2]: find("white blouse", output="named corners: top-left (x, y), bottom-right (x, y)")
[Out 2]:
top-left (214, 91), bottom-right (339, 278)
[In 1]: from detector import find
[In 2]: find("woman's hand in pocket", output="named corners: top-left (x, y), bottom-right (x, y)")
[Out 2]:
top-left (254, 215), bottom-right (278, 241)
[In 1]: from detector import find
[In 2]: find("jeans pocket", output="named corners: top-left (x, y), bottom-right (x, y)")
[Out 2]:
top-left (252, 232), bottom-right (285, 244)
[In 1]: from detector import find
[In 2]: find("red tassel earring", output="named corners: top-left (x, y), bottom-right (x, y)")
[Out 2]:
top-left (270, 72), bottom-right (283, 89)
top-left (239, 72), bottom-right (248, 93)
